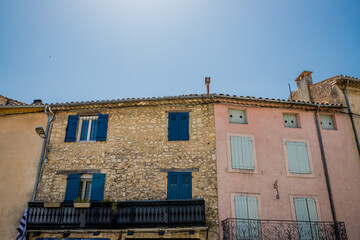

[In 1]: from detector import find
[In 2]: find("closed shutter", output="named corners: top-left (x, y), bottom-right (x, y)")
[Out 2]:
top-left (320, 115), bottom-right (334, 130)
top-left (286, 142), bottom-right (311, 174)
top-left (167, 172), bottom-right (179, 199)
top-left (284, 114), bottom-right (298, 128)
top-left (64, 174), bottom-right (81, 202)
top-left (235, 196), bottom-right (259, 239)
top-left (90, 173), bottom-right (106, 202)
top-left (231, 136), bottom-right (254, 170)
top-left (235, 196), bottom-right (248, 219)
top-left (294, 198), bottom-right (309, 221)
top-left (229, 109), bottom-right (246, 124)
top-left (294, 198), bottom-right (320, 239)
top-left (179, 172), bottom-right (192, 199)
top-left (168, 112), bottom-right (189, 141)
top-left (167, 172), bottom-right (192, 199)
top-left (96, 114), bottom-right (108, 141)
top-left (65, 115), bottom-right (79, 142)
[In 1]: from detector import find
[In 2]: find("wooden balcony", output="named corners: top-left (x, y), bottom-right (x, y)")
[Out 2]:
top-left (27, 199), bottom-right (206, 230)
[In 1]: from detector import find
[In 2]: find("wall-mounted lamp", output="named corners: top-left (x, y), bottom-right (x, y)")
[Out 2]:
top-left (93, 231), bottom-right (100, 236)
top-left (63, 232), bottom-right (70, 238)
top-left (273, 180), bottom-right (280, 199)
top-left (33, 232), bottom-right (41, 237)
top-left (127, 230), bottom-right (134, 236)
top-left (189, 229), bottom-right (195, 235)
top-left (158, 230), bottom-right (165, 235)
top-left (35, 126), bottom-right (46, 139)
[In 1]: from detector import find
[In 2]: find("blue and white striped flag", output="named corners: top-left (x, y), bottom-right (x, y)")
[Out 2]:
top-left (16, 205), bottom-right (28, 240)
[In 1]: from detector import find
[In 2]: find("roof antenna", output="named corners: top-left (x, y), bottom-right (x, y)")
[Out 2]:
top-left (288, 83), bottom-right (293, 101)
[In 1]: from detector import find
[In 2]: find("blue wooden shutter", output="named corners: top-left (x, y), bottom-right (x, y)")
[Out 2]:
top-left (286, 142), bottom-right (311, 174)
top-left (230, 136), bottom-right (254, 170)
top-left (179, 112), bottom-right (189, 140)
top-left (65, 115), bottom-right (78, 142)
top-left (64, 174), bottom-right (80, 202)
top-left (168, 112), bottom-right (189, 141)
top-left (167, 172), bottom-right (179, 199)
top-left (90, 173), bottom-right (106, 202)
top-left (96, 114), bottom-right (108, 141)
top-left (179, 172), bottom-right (192, 199)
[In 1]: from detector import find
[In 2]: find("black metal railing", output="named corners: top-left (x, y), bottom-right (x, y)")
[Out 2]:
top-left (27, 199), bottom-right (205, 230)
top-left (222, 218), bottom-right (347, 240)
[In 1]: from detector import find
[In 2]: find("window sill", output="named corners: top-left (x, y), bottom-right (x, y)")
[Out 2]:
top-left (286, 172), bottom-right (315, 178)
top-left (228, 168), bottom-right (258, 174)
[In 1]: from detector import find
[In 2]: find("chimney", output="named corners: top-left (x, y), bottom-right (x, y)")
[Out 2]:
top-left (295, 71), bottom-right (313, 102)
top-left (205, 77), bottom-right (211, 94)
top-left (32, 99), bottom-right (43, 105)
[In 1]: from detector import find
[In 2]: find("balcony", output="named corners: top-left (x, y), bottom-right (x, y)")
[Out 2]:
top-left (222, 218), bottom-right (347, 240)
top-left (27, 199), bottom-right (205, 230)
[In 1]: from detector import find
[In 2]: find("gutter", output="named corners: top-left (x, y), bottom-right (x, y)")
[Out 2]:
top-left (342, 77), bottom-right (360, 156)
top-left (314, 106), bottom-right (340, 240)
top-left (31, 105), bottom-right (54, 201)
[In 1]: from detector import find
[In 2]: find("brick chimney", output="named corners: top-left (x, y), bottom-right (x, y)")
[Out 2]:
top-left (295, 71), bottom-right (313, 102)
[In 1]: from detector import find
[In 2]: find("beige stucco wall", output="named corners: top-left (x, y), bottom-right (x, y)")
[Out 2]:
top-left (35, 102), bottom-right (219, 239)
top-left (0, 112), bottom-right (47, 240)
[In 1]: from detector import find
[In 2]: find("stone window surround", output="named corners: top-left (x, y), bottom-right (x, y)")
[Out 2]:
top-left (282, 138), bottom-right (315, 178)
top-left (289, 194), bottom-right (322, 221)
top-left (226, 133), bottom-right (258, 174)
top-left (230, 192), bottom-right (262, 218)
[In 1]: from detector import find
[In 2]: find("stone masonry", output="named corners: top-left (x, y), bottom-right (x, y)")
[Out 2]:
top-left (35, 98), bottom-right (219, 239)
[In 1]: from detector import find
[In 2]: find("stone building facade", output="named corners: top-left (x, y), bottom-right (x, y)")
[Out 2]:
top-left (31, 95), bottom-right (219, 240)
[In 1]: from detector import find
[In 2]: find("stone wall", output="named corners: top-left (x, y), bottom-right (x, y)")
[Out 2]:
top-left (35, 102), bottom-right (219, 237)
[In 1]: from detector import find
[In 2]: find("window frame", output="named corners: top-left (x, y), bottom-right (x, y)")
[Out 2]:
top-left (76, 115), bottom-right (99, 142)
top-left (78, 174), bottom-right (92, 200)
top-left (283, 138), bottom-right (315, 178)
top-left (228, 108), bottom-right (247, 124)
top-left (230, 192), bottom-right (262, 219)
top-left (289, 195), bottom-right (322, 221)
top-left (227, 133), bottom-right (258, 174)
top-left (319, 114), bottom-right (336, 130)
top-left (283, 113), bottom-right (300, 128)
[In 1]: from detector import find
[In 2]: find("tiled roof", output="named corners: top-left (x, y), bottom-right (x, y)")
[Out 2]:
top-left (49, 93), bottom-right (343, 108)
top-left (0, 94), bottom-right (26, 106)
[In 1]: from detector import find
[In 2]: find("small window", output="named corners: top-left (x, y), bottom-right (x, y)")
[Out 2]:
top-left (283, 114), bottom-right (298, 128)
top-left (78, 116), bottom-right (98, 142)
top-left (64, 173), bottom-right (105, 202)
top-left (286, 142), bottom-right (311, 174)
top-left (229, 109), bottom-right (246, 124)
top-left (168, 112), bottom-right (189, 141)
top-left (230, 136), bottom-right (254, 170)
top-left (320, 115), bottom-right (335, 130)
top-left (78, 175), bottom-right (92, 200)
top-left (65, 114), bottom-right (109, 142)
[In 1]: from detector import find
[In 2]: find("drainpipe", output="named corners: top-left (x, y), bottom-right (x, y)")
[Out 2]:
top-left (343, 78), bottom-right (360, 156)
top-left (31, 105), bottom-right (54, 201)
top-left (314, 106), bottom-right (340, 240)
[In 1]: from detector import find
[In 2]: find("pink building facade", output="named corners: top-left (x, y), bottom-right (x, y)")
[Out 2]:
top-left (214, 97), bottom-right (360, 239)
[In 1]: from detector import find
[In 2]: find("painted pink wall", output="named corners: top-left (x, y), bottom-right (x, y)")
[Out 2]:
top-left (215, 104), bottom-right (360, 239)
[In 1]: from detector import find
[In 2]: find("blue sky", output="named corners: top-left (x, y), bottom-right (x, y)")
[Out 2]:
top-left (1, 0), bottom-right (359, 104)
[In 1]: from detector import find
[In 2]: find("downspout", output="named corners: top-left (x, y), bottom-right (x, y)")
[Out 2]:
top-left (314, 106), bottom-right (340, 240)
top-left (343, 78), bottom-right (360, 156)
top-left (31, 105), bottom-right (54, 201)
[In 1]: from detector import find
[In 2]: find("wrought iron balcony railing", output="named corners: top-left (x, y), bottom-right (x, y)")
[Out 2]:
top-left (27, 199), bottom-right (205, 230)
top-left (222, 218), bottom-right (347, 240)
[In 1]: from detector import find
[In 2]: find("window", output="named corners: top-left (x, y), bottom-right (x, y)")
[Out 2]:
top-left (230, 136), bottom-right (255, 170)
top-left (64, 173), bottom-right (105, 202)
top-left (168, 112), bottom-right (189, 141)
top-left (78, 175), bottom-right (92, 200)
top-left (294, 198), bottom-right (320, 239)
top-left (320, 115), bottom-right (335, 130)
top-left (283, 114), bottom-right (298, 128)
top-left (229, 109), bottom-right (246, 124)
top-left (285, 141), bottom-right (311, 174)
top-left (167, 172), bottom-right (192, 199)
top-left (234, 195), bottom-right (259, 239)
top-left (77, 116), bottom-right (98, 142)
top-left (65, 114), bottom-right (108, 142)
